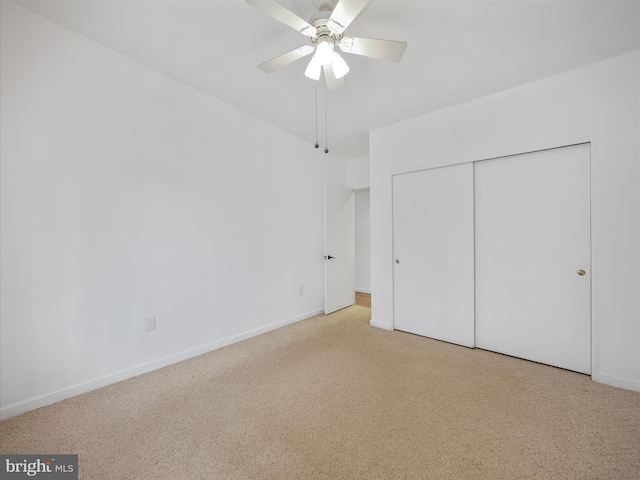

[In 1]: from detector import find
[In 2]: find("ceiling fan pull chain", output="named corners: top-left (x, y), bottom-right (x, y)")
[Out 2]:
top-left (324, 80), bottom-right (329, 154)
top-left (314, 81), bottom-right (319, 149)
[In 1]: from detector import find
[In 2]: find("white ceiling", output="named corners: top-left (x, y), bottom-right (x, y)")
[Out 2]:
top-left (15, 0), bottom-right (640, 159)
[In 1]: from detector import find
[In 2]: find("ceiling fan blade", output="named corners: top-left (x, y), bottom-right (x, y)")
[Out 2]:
top-left (323, 63), bottom-right (345, 92)
top-left (327, 0), bottom-right (370, 34)
top-left (340, 36), bottom-right (407, 62)
top-left (246, 0), bottom-right (317, 37)
top-left (258, 45), bottom-right (315, 73)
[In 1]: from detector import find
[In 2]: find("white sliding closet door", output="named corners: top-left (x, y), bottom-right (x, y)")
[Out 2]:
top-left (393, 163), bottom-right (475, 347)
top-left (475, 144), bottom-right (591, 374)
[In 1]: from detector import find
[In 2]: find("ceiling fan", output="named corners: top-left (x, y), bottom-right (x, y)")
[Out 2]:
top-left (247, 0), bottom-right (407, 91)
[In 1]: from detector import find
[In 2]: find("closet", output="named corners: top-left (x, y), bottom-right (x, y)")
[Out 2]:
top-left (392, 143), bottom-right (591, 374)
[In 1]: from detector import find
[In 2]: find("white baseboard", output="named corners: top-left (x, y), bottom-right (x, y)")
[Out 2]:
top-left (0, 308), bottom-right (324, 420)
top-left (355, 288), bottom-right (371, 294)
top-left (592, 372), bottom-right (640, 392)
top-left (370, 319), bottom-right (393, 331)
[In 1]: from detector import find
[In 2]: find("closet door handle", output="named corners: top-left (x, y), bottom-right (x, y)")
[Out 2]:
top-left (577, 269), bottom-right (586, 276)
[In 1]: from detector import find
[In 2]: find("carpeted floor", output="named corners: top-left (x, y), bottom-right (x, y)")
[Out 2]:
top-left (1, 305), bottom-right (639, 479)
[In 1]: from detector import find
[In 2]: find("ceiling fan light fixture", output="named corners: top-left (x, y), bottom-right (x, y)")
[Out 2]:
top-left (332, 53), bottom-right (350, 79)
top-left (314, 40), bottom-right (335, 66)
top-left (304, 58), bottom-right (322, 81)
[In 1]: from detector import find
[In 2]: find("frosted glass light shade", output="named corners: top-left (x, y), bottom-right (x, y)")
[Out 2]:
top-left (332, 53), bottom-right (350, 79)
top-left (315, 42), bottom-right (335, 66)
top-left (304, 58), bottom-right (322, 81)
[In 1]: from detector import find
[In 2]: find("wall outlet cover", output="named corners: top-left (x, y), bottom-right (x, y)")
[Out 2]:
top-left (144, 316), bottom-right (156, 332)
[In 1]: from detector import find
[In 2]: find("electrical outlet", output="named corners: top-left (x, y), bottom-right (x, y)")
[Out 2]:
top-left (144, 316), bottom-right (156, 332)
top-left (298, 285), bottom-right (304, 296)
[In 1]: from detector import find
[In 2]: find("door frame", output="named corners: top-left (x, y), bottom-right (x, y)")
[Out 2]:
top-left (390, 139), bottom-right (596, 377)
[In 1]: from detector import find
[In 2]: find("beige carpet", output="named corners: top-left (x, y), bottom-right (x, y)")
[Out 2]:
top-left (1, 306), bottom-right (639, 479)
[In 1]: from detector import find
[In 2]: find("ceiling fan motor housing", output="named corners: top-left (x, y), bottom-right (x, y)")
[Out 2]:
top-left (311, 18), bottom-right (342, 46)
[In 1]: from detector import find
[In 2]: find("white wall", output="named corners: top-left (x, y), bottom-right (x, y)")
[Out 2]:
top-left (347, 155), bottom-right (370, 190)
top-left (0, 3), bottom-right (346, 419)
top-left (354, 189), bottom-right (371, 293)
top-left (370, 51), bottom-right (640, 391)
